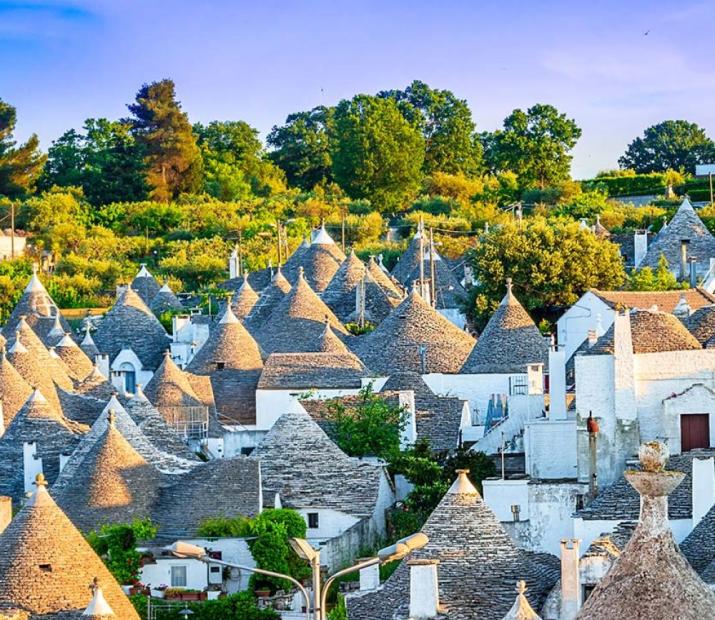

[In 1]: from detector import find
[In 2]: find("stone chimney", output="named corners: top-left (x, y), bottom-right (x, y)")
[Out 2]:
top-left (633, 230), bottom-right (648, 268)
top-left (408, 559), bottom-right (440, 618)
top-left (0, 496), bottom-right (11, 535)
top-left (548, 341), bottom-right (566, 420)
top-left (692, 456), bottom-right (715, 527)
top-left (680, 239), bottom-right (690, 281)
top-left (673, 293), bottom-right (692, 319)
top-left (560, 539), bottom-right (582, 620)
top-left (359, 561), bottom-right (380, 591)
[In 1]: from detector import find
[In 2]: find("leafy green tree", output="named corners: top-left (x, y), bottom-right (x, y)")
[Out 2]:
top-left (195, 120), bottom-right (285, 200)
top-left (331, 95), bottom-right (424, 212)
top-left (127, 79), bottom-right (203, 201)
top-left (484, 104), bottom-right (582, 189)
top-left (130, 591), bottom-right (278, 620)
top-left (468, 216), bottom-right (625, 327)
top-left (0, 99), bottom-right (46, 198)
top-left (627, 253), bottom-right (685, 291)
top-left (41, 118), bottom-right (148, 205)
top-left (267, 106), bottom-right (334, 190)
top-left (325, 383), bottom-right (407, 461)
top-left (86, 518), bottom-right (157, 585)
top-left (380, 80), bottom-right (482, 176)
top-left (619, 120), bottom-right (715, 174)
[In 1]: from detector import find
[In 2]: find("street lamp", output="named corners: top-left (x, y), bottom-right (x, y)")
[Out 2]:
top-left (165, 542), bottom-right (311, 619)
top-left (315, 532), bottom-right (429, 620)
top-left (179, 607), bottom-right (193, 619)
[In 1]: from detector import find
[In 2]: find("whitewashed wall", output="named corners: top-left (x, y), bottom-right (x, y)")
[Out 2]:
top-left (255, 387), bottom-right (361, 430)
top-left (524, 419), bottom-right (578, 480)
top-left (557, 292), bottom-right (613, 361)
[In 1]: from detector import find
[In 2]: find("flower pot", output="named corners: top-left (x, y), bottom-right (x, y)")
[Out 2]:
top-left (207, 590), bottom-right (221, 600)
top-left (121, 585), bottom-right (132, 595)
top-left (150, 588), bottom-right (165, 599)
top-left (255, 589), bottom-right (271, 598)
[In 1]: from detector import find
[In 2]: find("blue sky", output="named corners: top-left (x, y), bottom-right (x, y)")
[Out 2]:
top-left (1, 0), bottom-right (714, 178)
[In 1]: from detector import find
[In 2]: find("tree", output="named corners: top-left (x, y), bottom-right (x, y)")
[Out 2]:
top-left (619, 120), bottom-right (715, 174)
top-left (484, 104), bottom-right (581, 189)
top-left (325, 383), bottom-right (407, 461)
top-left (195, 120), bottom-right (285, 200)
top-left (267, 106), bottom-right (334, 190)
top-left (0, 99), bottom-right (46, 198)
top-left (468, 216), bottom-right (625, 327)
top-left (379, 81), bottom-right (482, 176)
top-left (127, 80), bottom-right (202, 201)
top-left (41, 118), bottom-right (148, 205)
top-left (627, 253), bottom-right (684, 291)
top-left (331, 94), bottom-right (424, 213)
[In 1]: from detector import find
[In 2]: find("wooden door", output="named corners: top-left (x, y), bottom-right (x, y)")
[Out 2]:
top-left (681, 414), bottom-right (710, 452)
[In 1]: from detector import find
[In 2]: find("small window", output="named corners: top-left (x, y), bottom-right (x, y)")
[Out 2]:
top-left (583, 584), bottom-right (596, 601)
top-left (210, 566), bottom-right (221, 574)
top-left (171, 565), bottom-right (187, 587)
top-left (240, 447), bottom-right (254, 456)
top-left (216, 361), bottom-right (225, 371)
top-left (39, 564), bottom-right (52, 572)
top-left (308, 513), bottom-right (319, 529)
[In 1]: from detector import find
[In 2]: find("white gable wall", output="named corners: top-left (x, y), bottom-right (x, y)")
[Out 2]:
top-left (557, 292), bottom-right (614, 361)
top-left (255, 387), bottom-right (362, 431)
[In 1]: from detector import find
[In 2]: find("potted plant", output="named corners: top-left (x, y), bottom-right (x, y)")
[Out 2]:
top-left (150, 584), bottom-right (168, 598)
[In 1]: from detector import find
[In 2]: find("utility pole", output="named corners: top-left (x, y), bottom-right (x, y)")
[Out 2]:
top-left (276, 220), bottom-right (283, 266)
top-left (418, 217), bottom-right (425, 299)
top-left (429, 227), bottom-right (436, 308)
top-left (10, 202), bottom-right (15, 259)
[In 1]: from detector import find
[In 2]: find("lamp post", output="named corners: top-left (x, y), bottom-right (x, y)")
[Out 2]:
top-left (165, 542), bottom-right (311, 619)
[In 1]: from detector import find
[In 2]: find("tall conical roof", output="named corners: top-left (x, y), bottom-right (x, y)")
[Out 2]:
top-left (255, 268), bottom-right (348, 354)
top-left (254, 408), bottom-right (383, 516)
top-left (284, 227), bottom-right (345, 293)
top-left (346, 470), bottom-right (559, 620)
top-left (390, 232), bottom-right (425, 285)
top-left (353, 289), bottom-right (475, 374)
top-left (187, 307), bottom-right (263, 425)
top-left (0, 474), bottom-right (140, 618)
top-left (131, 263), bottom-right (161, 306)
top-left (56, 332), bottom-right (95, 381)
top-left (281, 237), bottom-right (310, 282)
top-left (93, 286), bottom-right (169, 370)
top-left (149, 282), bottom-right (183, 315)
top-left (0, 389), bottom-right (88, 500)
top-left (143, 351), bottom-right (203, 421)
top-left (640, 198), bottom-right (715, 271)
top-left (80, 324), bottom-right (100, 359)
top-left (0, 349), bottom-right (33, 428)
top-left (367, 255), bottom-right (403, 300)
top-left (53, 412), bottom-right (161, 532)
top-left (501, 581), bottom-right (542, 620)
top-left (8, 318), bottom-right (74, 412)
top-left (231, 273), bottom-right (259, 319)
top-left (404, 255), bottom-right (467, 311)
top-left (461, 280), bottom-right (547, 374)
top-left (577, 442), bottom-right (715, 619)
top-left (316, 320), bottom-right (350, 354)
top-left (322, 251), bottom-right (398, 323)
top-left (2, 268), bottom-right (73, 345)
top-left (246, 266), bottom-right (292, 330)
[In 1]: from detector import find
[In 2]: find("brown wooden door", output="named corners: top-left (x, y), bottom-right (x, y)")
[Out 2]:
top-left (681, 414), bottom-right (710, 452)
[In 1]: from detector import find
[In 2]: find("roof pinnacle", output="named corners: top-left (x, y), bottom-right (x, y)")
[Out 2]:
top-left (107, 409), bottom-right (116, 427)
top-left (34, 473), bottom-right (47, 487)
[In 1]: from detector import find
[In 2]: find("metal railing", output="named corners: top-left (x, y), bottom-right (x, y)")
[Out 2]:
top-left (161, 405), bottom-right (209, 440)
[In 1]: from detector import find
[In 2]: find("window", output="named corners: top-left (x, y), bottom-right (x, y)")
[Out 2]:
top-left (120, 362), bottom-right (136, 394)
top-left (216, 361), bottom-right (225, 371)
top-left (509, 375), bottom-right (528, 396)
top-left (171, 565), bottom-right (187, 587)
top-left (307, 513), bottom-right (319, 529)
top-left (240, 447), bottom-right (254, 456)
top-left (39, 564), bottom-right (53, 572)
top-left (583, 584), bottom-right (596, 601)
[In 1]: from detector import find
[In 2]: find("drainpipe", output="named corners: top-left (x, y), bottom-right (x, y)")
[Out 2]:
top-left (587, 412), bottom-right (599, 498)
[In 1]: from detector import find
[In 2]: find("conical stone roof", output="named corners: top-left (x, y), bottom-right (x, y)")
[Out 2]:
top-left (280, 237), bottom-right (310, 283)
top-left (461, 280), bottom-right (547, 374)
top-left (316, 320), bottom-right (350, 354)
top-left (346, 470), bottom-right (559, 620)
top-left (8, 318), bottom-right (74, 412)
top-left (93, 286), bottom-right (169, 370)
top-left (390, 231), bottom-right (425, 285)
top-left (56, 333), bottom-right (95, 381)
top-left (255, 268), bottom-right (348, 354)
top-left (353, 289), bottom-right (475, 374)
top-left (143, 351), bottom-right (203, 422)
top-left (246, 266), bottom-right (292, 330)
top-left (231, 274), bottom-right (259, 320)
top-left (0, 474), bottom-right (140, 618)
top-left (130, 263), bottom-right (161, 306)
top-left (0, 350), bottom-right (33, 428)
top-left (577, 442), bottom-right (715, 619)
top-left (367, 255), bottom-right (404, 300)
top-left (502, 581), bottom-right (542, 620)
top-left (640, 199), bottom-right (715, 272)
top-left (53, 411), bottom-right (162, 533)
top-left (2, 269), bottom-right (73, 345)
top-left (80, 324), bottom-right (100, 359)
top-left (187, 307), bottom-right (263, 425)
top-left (0, 389), bottom-right (89, 500)
top-left (149, 282), bottom-right (183, 315)
top-left (285, 226), bottom-right (345, 293)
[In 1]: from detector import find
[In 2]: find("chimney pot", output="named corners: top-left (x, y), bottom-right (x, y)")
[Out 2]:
top-left (560, 538), bottom-right (582, 620)
top-left (408, 559), bottom-right (440, 619)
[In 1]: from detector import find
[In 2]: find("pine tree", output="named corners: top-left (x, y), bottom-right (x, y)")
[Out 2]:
top-left (0, 99), bottom-right (46, 198)
top-left (126, 79), bottom-right (202, 202)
